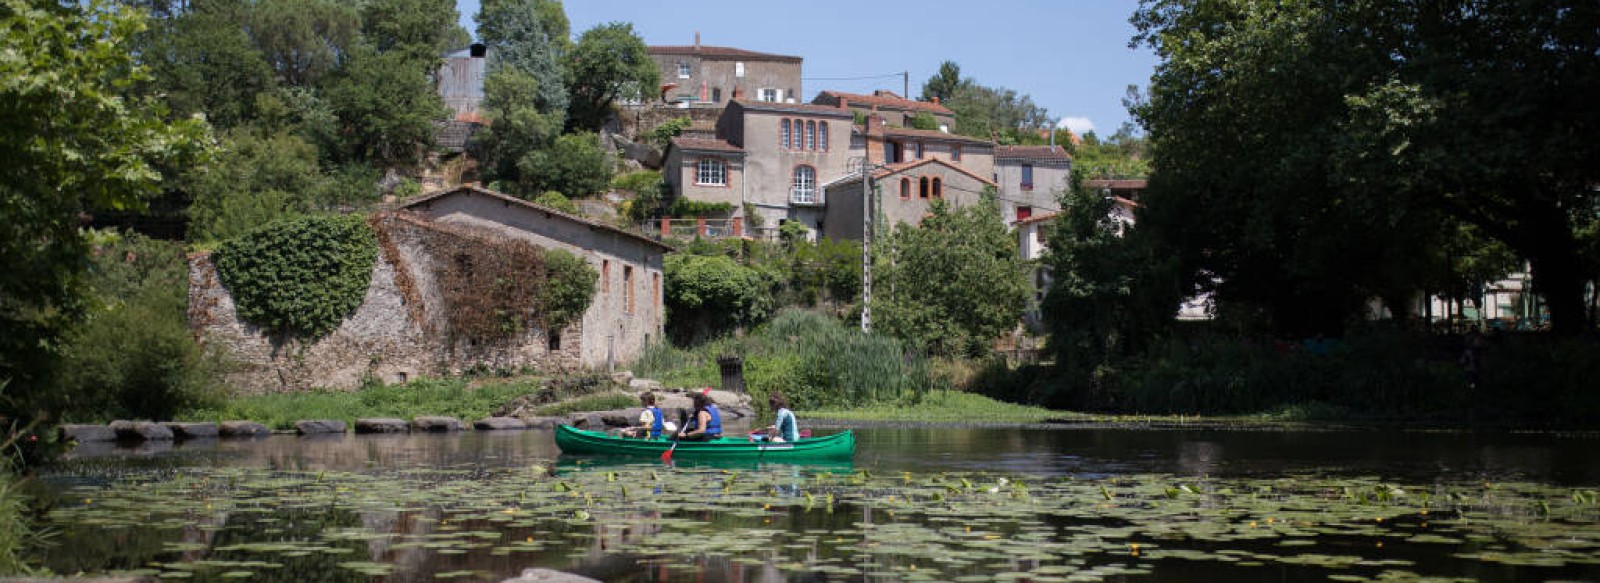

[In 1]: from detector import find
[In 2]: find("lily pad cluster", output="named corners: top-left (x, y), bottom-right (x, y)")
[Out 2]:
top-left (39, 463), bottom-right (1600, 582)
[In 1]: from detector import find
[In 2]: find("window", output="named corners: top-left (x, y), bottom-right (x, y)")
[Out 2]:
top-left (952, 146), bottom-right (962, 161)
top-left (781, 119), bottom-right (790, 149)
top-left (819, 122), bottom-right (829, 151)
top-left (900, 178), bottom-right (910, 199)
top-left (805, 121), bottom-right (816, 150)
top-left (915, 142), bottom-right (924, 159)
top-left (712, 87), bottom-right (721, 102)
top-left (548, 330), bottom-right (561, 351)
top-left (624, 265), bottom-right (634, 315)
top-left (886, 142), bottom-right (900, 164)
top-left (759, 88), bottom-right (779, 102)
top-left (735, 62), bottom-right (745, 77)
top-left (932, 177), bottom-right (942, 198)
top-left (1021, 164), bottom-right (1034, 190)
top-left (791, 166), bottom-right (816, 204)
top-left (677, 62), bottom-right (690, 79)
top-left (919, 177), bottom-right (930, 199)
top-left (1017, 206), bottom-right (1033, 221)
top-left (601, 259), bottom-right (610, 294)
top-left (696, 159), bottom-right (726, 185)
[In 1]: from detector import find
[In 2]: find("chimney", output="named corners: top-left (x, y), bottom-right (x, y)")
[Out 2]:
top-left (839, 97), bottom-right (848, 110)
top-left (931, 96), bottom-right (940, 105)
top-left (732, 87), bottom-right (744, 100)
top-left (867, 114), bottom-right (885, 135)
top-left (694, 32), bottom-right (700, 51)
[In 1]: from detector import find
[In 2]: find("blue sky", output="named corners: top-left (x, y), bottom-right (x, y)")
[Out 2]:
top-left (453, 1), bottom-right (1158, 137)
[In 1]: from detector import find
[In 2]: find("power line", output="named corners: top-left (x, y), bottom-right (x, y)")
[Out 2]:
top-left (802, 72), bottom-right (904, 81)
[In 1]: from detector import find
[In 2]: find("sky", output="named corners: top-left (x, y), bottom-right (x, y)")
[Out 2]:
top-left (453, 0), bottom-right (1159, 137)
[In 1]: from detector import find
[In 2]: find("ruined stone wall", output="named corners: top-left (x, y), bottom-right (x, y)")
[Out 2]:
top-left (188, 219), bottom-right (583, 394)
top-left (617, 105), bottom-right (725, 142)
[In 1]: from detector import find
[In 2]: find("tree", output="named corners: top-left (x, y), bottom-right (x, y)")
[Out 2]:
top-left (186, 130), bottom-right (326, 242)
top-left (359, 0), bottom-right (467, 63)
top-left (875, 195), bottom-right (1031, 355)
top-left (476, 0), bottom-right (568, 126)
top-left (919, 60), bottom-right (967, 103)
top-left (247, 0), bottom-right (359, 87)
top-left (664, 254), bottom-right (778, 344)
top-left (137, 0), bottom-right (274, 129)
top-left (920, 61), bottom-right (1052, 143)
top-left (1, 0), bottom-right (212, 423)
top-left (322, 41), bottom-right (448, 166)
top-left (478, 69), bottom-right (560, 186)
top-left (515, 132), bottom-right (614, 199)
top-left (565, 22), bottom-right (657, 132)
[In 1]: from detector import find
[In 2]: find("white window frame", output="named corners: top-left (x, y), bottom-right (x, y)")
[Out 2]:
top-left (695, 158), bottom-right (727, 186)
top-left (791, 166), bottom-right (816, 204)
top-left (677, 62), bottom-right (691, 79)
top-left (735, 62), bottom-right (745, 77)
top-left (759, 88), bottom-right (779, 102)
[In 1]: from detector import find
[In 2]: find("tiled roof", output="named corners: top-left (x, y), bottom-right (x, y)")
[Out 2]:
top-left (669, 136), bottom-right (744, 154)
top-left (1084, 179), bottom-right (1148, 190)
top-left (817, 90), bottom-right (953, 115)
top-left (1015, 211), bottom-right (1060, 226)
top-left (649, 45), bottom-right (802, 63)
top-left (996, 145), bottom-right (1072, 162)
top-left (398, 185), bottom-right (675, 251)
top-left (880, 127), bottom-right (992, 145)
top-left (870, 158), bottom-right (998, 187)
top-left (731, 99), bottom-right (854, 118)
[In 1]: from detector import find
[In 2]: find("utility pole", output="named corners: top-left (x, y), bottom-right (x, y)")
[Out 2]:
top-left (903, 71), bottom-right (909, 99)
top-left (860, 160), bottom-right (873, 333)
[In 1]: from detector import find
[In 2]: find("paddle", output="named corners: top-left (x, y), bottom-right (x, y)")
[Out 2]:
top-left (660, 407), bottom-right (690, 463)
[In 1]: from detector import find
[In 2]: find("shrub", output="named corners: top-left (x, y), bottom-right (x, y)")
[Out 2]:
top-left (611, 170), bottom-right (661, 196)
top-left (664, 254), bottom-right (777, 343)
top-left (648, 116), bottom-right (691, 147)
top-left (533, 190), bottom-right (580, 214)
top-left (215, 215), bottom-right (378, 340)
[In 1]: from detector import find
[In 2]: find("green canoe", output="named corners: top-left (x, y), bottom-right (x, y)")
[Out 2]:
top-left (554, 425), bottom-right (855, 461)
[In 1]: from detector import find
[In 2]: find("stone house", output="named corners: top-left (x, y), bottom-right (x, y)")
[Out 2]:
top-left (188, 185), bottom-right (671, 393)
top-left (995, 145), bottom-right (1072, 226)
top-left (648, 36), bottom-right (802, 105)
top-left (812, 90), bottom-right (956, 131)
top-left (821, 157), bottom-right (999, 240)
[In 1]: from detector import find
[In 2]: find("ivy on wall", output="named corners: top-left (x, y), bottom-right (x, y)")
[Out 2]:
top-left (215, 215), bottom-right (378, 340)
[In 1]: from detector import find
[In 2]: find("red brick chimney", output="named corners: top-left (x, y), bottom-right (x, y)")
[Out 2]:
top-left (733, 87), bottom-right (744, 100)
top-left (694, 32), bottom-right (700, 51)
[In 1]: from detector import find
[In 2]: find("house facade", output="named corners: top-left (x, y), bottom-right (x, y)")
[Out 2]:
top-left (822, 157), bottom-right (998, 241)
top-left (648, 36), bottom-right (802, 105)
top-left (995, 145), bottom-right (1072, 226)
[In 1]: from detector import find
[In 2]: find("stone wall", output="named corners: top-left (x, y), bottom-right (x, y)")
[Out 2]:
top-left (617, 105), bottom-right (724, 143)
top-left (188, 217), bottom-right (582, 395)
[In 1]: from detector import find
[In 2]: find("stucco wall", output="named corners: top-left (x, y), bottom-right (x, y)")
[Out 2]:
top-left (996, 159), bottom-right (1070, 224)
top-left (664, 148), bottom-right (745, 211)
top-left (651, 54), bottom-right (801, 105)
top-left (736, 109), bottom-right (855, 226)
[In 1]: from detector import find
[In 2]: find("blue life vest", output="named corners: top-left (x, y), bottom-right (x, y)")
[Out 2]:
top-left (646, 407), bottom-right (664, 438)
top-left (703, 404), bottom-right (723, 437)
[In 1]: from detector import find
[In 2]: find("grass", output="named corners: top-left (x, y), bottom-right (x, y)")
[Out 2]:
top-left (0, 471), bottom-right (29, 575)
top-left (808, 390), bottom-right (1079, 423)
top-left (178, 377), bottom-right (540, 430)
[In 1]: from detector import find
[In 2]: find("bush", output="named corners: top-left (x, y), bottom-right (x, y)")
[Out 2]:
top-left (648, 116), bottom-right (691, 147)
top-left (215, 215), bottom-right (378, 340)
top-left (664, 254), bottom-right (778, 343)
top-left (515, 132), bottom-right (614, 199)
top-left (533, 190), bottom-right (580, 214)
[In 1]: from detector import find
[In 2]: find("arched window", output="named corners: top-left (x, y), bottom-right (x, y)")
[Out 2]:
top-left (696, 158), bottom-right (726, 185)
top-left (806, 120), bottom-right (817, 150)
top-left (900, 178), bottom-right (911, 199)
top-left (819, 122), bottom-right (829, 151)
top-left (919, 177), bottom-right (930, 199)
top-left (791, 166), bottom-right (816, 204)
top-left (932, 177), bottom-right (943, 198)
top-left (781, 119), bottom-right (791, 149)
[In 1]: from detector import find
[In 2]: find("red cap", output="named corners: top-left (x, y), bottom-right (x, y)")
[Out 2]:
top-left (701, 387), bottom-right (713, 396)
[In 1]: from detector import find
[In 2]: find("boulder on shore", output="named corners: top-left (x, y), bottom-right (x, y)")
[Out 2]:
top-left (522, 416), bottom-right (564, 429)
top-left (109, 420), bottom-right (174, 441)
top-left (412, 416), bottom-right (465, 432)
top-left (474, 417), bottom-right (528, 431)
top-left (162, 422), bottom-right (219, 439)
top-left (219, 420), bottom-right (271, 437)
top-left (355, 418), bottom-right (410, 434)
top-left (58, 424), bottom-right (116, 443)
top-left (294, 419), bottom-right (347, 435)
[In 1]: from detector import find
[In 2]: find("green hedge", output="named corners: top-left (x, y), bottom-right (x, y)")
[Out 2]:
top-left (215, 215), bottom-right (377, 340)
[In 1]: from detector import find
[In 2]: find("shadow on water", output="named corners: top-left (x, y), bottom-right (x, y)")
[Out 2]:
top-left (33, 425), bottom-right (1600, 581)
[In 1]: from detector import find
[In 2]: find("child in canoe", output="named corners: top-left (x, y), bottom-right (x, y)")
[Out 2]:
top-left (620, 392), bottom-right (676, 439)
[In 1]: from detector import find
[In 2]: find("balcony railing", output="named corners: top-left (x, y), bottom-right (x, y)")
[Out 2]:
top-left (644, 217), bottom-right (745, 240)
top-left (790, 187), bottom-right (823, 206)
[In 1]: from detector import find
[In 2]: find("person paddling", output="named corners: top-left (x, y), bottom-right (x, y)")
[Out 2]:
top-left (622, 392), bottom-right (675, 439)
top-left (677, 389), bottom-right (722, 442)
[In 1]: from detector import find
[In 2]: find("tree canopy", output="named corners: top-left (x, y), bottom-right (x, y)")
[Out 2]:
top-left (920, 61), bottom-right (1053, 144)
top-left (565, 22), bottom-right (657, 132)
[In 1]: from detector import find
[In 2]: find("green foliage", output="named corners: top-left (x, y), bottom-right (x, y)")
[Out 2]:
top-left (186, 130), bottom-right (325, 242)
top-left (249, 0), bottom-right (359, 87)
top-left (921, 61), bottom-right (1052, 142)
top-left (667, 198), bottom-right (734, 218)
top-left (181, 376), bottom-right (538, 430)
top-left (664, 254), bottom-right (778, 343)
top-left (778, 221), bottom-right (810, 245)
top-left (808, 389), bottom-right (1063, 423)
top-left (538, 249), bottom-right (598, 333)
top-left (358, 0), bottom-right (466, 60)
top-left (876, 197), bottom-right (1031, 356)
top-left (565, 22), bottom-right (657, 132)
top-left (611, 170), bottom-right (662, 195)
top-left (515, 132), bottom-right (615, 199)
top-left (788, 238), bottom-right (861, 305)
top-left (480, 68), bottom-right (561, 184)
top-left (215, 215), bottom-right (378, 340)
top-left (1068, 121), bottom-right (1150, 179)
top-left (0, 0), bottom-right (213, 426)
top-left (742, 203), bottom-right (766, 230)
top-left (322, 40), bottom-right (447, 166)
top-left (0, 469), bottom-right (37, 575)
top-left (476, 0), bottom-right (567, 126)
top-left (533, 190), bottom-right (580, 214)
top-left (137, 0), bottom-right (274, 129)
top-left (636, 310), bottom-right (934, 410)
top-left (648, 116), bottom-right (692, 147)
top-left (56, 233), bottom-right (226, 422)
top-left (908, 112), bottom-right (940, 130)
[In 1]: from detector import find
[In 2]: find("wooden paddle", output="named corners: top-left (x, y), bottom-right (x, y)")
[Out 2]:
top-left (660, 407), bottom-right (690, 463)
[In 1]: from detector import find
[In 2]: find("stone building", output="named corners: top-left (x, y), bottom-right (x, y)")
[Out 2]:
top-left (812, 90), bottom-right (956, 131)
top-left (648, 36), bottom-right (802, 105)
top-left (188, 186), bottom-right (671, 393)
top-left (822, 157), bottom-right (998, 241)
top-left (995, 145), bottom-right (1072, 226)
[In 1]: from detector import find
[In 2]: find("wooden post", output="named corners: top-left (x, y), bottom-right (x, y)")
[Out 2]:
top-left (660, 219), bottom-right (670, 238)
top-left (731, 217), bottom-right (743, 237)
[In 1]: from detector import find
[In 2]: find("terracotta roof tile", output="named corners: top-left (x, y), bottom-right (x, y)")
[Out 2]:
top-left (398, 185), bottom-right (674, 251)
top-left (669, 136), bottom-right (744, 154)
top-left (996, 145), bottom-right (1072, 162)
top-left (1014, 211), bottom-right (1060, 226)
top-left (880, 127), bottom-right (992, 145)
top-left (649, 45), bottom-right (802, 63)
top-left (731, 99), bottom-right (853, 117)
top-left (816, 90), bottom-right (953, 115)
top-left (869, 158), bottom-right (998, 187)
top-left (1084, 179), bottom-right (1148, 190)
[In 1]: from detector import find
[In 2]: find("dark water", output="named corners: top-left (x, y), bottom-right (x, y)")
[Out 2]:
top-left (34, 424), bottom-right (1600, 582)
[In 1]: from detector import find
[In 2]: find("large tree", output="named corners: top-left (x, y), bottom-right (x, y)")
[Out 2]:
top-left (476, 0), bottom-right (568, 125)
top-left (564, 21), bottom-right (657, 132)
top-left (919, 60), bottom-right (1053, 143)
top-left (1, 0), bottom-right (212, 422)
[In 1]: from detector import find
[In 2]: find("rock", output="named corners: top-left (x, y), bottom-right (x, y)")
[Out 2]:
top-left (522, 416), bottom-right (564, 429)
top-left (567, 413), bottom-right (604, 429)
top-left (501, 567), bottom-right (602, 583)
top-left (162, 422), bottom-right (218, 439)
top-left (58, 424), bottom-right (116, 443)
top-left (628, 378), bottom-right (664, 392)
top-left (610, 371), bottom-right (634, 385)
top-left (355, 418), bottom-right (410, 434)
top-left (218, 420), bottom-right (271, 438)
top-left (474, 417), bottom-right (528, 431)
top-left (412, 416), bottom-right (465, 432)
top-left (600, 408), bottom-right (641, 428)
top-left (109, 420), bottom-right (174, 441)
top-left (294, 419), bottom-right (347, 435)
